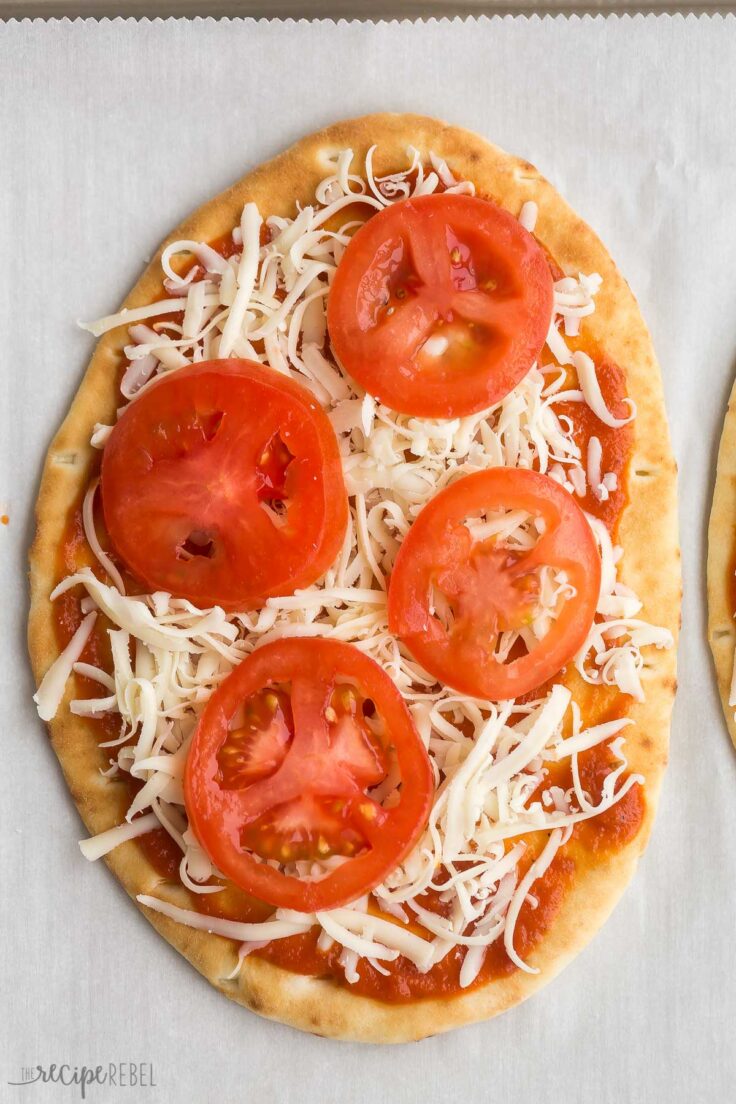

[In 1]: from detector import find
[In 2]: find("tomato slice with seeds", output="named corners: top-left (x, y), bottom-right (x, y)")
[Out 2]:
top-left (327, 193), bottom-right (554, 418)
top-left (184, 638), bottom-right (433, 912)
top-left (388, 469), bottom-right (601, 700)
top-left (101, 359), bottom-right (347, 609)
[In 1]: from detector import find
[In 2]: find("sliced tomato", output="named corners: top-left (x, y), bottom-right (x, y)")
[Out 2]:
top-left (100, 359), bottom-right (347, 609)
top-left (388, 469), bottom-right (601, 699)
top-left (327, 193), bottom-right (553, 418)
top-left (184, 638), bottom-right (433, 912)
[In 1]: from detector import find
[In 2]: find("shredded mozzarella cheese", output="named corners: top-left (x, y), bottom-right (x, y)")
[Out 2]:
top-left (137, 896), bottom-right (314, 942)
top-left (518, 201), bottom-right (538, 233)
top-left (729, 648), bottom-right (736, 708)
top-left (504, 828), bottom-right (565, 973)
top-left (79, 813), bottom-right (160, 860)
top-left (34, 612), bottom-right (97, 721)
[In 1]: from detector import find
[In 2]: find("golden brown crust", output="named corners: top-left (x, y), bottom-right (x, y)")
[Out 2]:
top-left (708, 376), bottom-right (736, 748)
top-left (28, 112), bottom-right (680, 1043)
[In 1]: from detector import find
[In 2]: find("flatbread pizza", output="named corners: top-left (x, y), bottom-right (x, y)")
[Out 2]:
top-left (28, 113), bottom-right (679, 1042)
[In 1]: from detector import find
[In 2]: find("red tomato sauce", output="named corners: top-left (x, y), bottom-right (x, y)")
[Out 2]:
top-left (51, 179), bottom-right (641, 1004)
top-left (728, 543), bottom-right (736, 617)
top-left (558, 348), bottom-right (632, 536)
top-left (136, 825), bottom-right (182, 880)
top-left (252, 852), bottom-right (576, 1001)
top-left (577, 745), bottom-right (645, 851)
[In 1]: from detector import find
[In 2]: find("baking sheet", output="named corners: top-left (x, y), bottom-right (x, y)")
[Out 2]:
top-left (2, 13), bottom-right (735, 1103)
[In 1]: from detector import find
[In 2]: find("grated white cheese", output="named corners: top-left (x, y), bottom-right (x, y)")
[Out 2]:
top-left (137, 895), bottom-right (314, 942)
top-left (573, 351), bottom-right (636, 429)
top-left (80, 295), bottom-right (220, 338)
top-left (218, 203), bottom-right (262, 357)
top-left (82, 480), bottom-right (126, 595)
top-left (34, 612), bottom-right (97, 721)
top-left (79, 812), bottom-right (159, 861)
top-left (518, 201), bottom-right (538, 233)
top-left (504, 828), bottom-right (565, 973)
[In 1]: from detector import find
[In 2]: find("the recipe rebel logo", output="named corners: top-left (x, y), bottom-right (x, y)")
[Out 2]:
top-left (8, 1063), bottom-right (156, 1098)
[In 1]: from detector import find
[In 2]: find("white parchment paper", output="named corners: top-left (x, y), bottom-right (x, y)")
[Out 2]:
top-left (2, 13), bottom-right (735, 1103)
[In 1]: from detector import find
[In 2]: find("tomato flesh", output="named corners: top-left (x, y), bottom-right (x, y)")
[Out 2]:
top-left (327, 193), bottom-right (554, 418)
top-left (100, 360), bottom-right (348, 609)
top-left (217, 688), bottom-right (294, 790)
top-left (388, 468), bottom-right (601, 699)
top-left (184, 638), bottom-right (433, 912)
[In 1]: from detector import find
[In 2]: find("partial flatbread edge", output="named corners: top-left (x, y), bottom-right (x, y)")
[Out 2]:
top-left (707, 376), bottom-right (736, 749)
top-left (28, 112), bottom-right (680, 1043)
